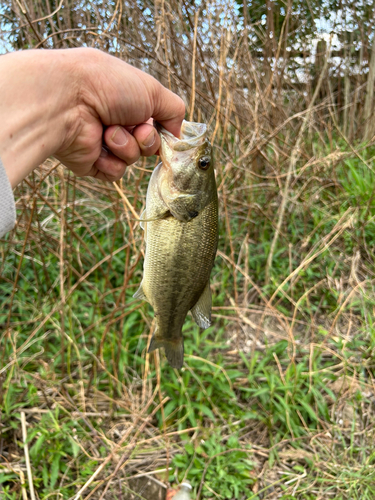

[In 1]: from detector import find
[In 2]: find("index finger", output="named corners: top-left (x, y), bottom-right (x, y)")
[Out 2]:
top-left (82, 50), bottom-right (186, 137)
top-left (147, 78), bottom-right (186, 138)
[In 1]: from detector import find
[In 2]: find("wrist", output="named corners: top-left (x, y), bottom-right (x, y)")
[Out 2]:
top-left (0, 49), bottom-right (80, 187)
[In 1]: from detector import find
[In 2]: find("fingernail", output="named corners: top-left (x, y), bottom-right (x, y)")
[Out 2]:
top-left (100, 147), bottom-right (109, 157)
top-left (142, 129), bottom-right (156, 148)
top-left (111, 126), bottom-right (128, 146)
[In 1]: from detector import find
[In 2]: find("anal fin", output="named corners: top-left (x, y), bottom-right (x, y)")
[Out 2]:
top-left (148, 335), bottom-right (184, 369)
top-left (190, 281), bottom-right (212, 329)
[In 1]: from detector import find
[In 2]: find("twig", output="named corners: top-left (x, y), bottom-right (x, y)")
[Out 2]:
top-left (20, 412), bottom-right (36, 500)
top-left (112, 181), bottom-right (141, 221)
top-left (264, 36), bottom-right (332, 284)
top-left (81, 395), bottom-right (169, 500)
top-left (72, 386), bottom-right (159, 500)
top-left (189, 10), bottom-right (199, 121)
top-left (131, 468), bottom-right (171, 484)
top-left (14, 0), bottom-right (44, 44)
top-left (17, 0), bottom-right (64, 26)
top-left (20, 469), bottom-right (28, 500)
top-left (59, 167), bottom-right (66, 378)
top-left (15, 243), bottom-right (128, 357)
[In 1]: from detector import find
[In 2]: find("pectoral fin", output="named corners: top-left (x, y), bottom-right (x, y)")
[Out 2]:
top-left (139, 209), bottom-right (146, 230)
top-left (133, 282), bottom-right (148, 302)
top-left (190, 281), bottom-right (212, 329)
top-left (148, 335), bottom-right (184, 369)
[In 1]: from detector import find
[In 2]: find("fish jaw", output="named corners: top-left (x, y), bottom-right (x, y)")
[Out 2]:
top-left (156, 120), bottom-right (207, 149)
top-left (156, 141), bottom-right (215, 222)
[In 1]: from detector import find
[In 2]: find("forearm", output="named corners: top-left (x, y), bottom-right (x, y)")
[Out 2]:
top-left (0, 48), bottom-right (184, 188)
top-left (0, 50), bottom-right (79, 187)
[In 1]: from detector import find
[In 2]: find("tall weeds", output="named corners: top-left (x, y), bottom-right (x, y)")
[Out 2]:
top-left (1, 1), bottom-right (375, 499)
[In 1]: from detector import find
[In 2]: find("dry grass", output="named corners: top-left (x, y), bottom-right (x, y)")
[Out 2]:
top-left (1, 1), bottom-right (375, 499)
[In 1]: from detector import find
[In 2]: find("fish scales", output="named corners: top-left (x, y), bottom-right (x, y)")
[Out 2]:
top-left (134, 120), bottom-right (219, 369)
top-left (144, 199), bottom-right (218, 331)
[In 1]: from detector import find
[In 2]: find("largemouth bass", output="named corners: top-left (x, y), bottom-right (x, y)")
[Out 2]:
top-left (134, 120), bottom-right (218, 369)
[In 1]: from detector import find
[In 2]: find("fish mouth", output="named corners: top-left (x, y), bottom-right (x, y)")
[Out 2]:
top-left (154, 120), bottom-right (208, 152)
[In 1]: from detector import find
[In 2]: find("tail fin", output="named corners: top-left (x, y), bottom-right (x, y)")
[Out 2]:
top-left (148, 335), bottom-right (184, 369)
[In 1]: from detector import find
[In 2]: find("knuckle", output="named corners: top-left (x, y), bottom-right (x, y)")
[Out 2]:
top-left (125, 151), bottom-right (140, 165)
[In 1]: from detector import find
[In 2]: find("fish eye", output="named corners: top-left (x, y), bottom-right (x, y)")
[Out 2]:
top-left (198, 156), bottom-right (211, 170)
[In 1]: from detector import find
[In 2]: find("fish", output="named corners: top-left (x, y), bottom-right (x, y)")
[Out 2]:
top-left (133, 120), bottom-right (219, 369)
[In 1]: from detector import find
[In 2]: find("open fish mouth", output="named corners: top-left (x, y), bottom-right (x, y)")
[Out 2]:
top-left (154, 120), bottom-right (208, 151)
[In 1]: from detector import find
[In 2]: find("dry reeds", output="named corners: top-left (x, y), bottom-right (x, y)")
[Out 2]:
top-left (2, 1), bottom-right (375, 499)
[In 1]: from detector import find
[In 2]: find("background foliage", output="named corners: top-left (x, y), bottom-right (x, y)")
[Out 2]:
top-left (1, 1), bottom-right (375, 499)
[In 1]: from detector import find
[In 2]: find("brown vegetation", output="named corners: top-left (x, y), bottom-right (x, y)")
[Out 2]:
top-left (1, 1), bottom-right (375, 499)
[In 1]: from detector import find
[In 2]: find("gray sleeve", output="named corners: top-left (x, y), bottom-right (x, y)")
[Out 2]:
top-left (0, 158), bottom-right (16, 237)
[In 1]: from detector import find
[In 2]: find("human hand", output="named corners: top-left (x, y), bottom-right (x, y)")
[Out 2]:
top-left (0, 48), bottom-right (185, 187)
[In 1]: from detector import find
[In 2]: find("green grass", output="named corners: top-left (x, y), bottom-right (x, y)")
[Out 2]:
top-left (1, 139), bottom-right (375, 499)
